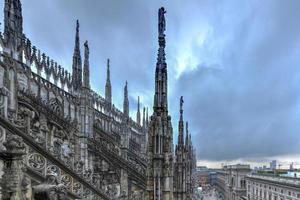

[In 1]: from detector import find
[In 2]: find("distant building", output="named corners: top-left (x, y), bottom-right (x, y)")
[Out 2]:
top-left (194, 167), bottom-right (217, 190)
top-left (270, 160), bottom-right (277, 170)
top-left (246, 173), bottom-right (300, 200)
top-left (216, 170), bottom-right (226, 199)
top-left (209, 172), bottom-right (218, 186)
top-left (216, 164), bottom-right (251, 200)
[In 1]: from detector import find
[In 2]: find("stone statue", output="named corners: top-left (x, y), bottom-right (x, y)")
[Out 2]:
top-left (84, 41), bottom-right (89, 58)
top-left (180, 96), bottom-right (184, 111)
top-left (158, 7), bottom-right (166, 36)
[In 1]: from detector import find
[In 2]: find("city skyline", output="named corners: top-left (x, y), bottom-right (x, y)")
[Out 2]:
top-left (3, 0), bottom-right (300, 169)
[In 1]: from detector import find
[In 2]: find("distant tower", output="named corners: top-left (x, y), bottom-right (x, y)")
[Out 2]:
top-left (123, 81), bottom-right (129, 117)
top-left (136, 96), bottom-right (141, 125)
top-left (72, 20), bottom-right (82, 92)
top-left (105, 59), bottom-right (112, 104)
top-left (83, 41), bottom-right (90, 88)
top-left (146, 7), bottom-right (174, 200)
top-left (4, 0), bottom-right (23, 52)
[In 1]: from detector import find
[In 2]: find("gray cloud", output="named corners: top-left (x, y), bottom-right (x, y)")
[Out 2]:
top-left (173, 0), bottom-right (300, 161)
top-left (2, 0), bottom-right (300, 162)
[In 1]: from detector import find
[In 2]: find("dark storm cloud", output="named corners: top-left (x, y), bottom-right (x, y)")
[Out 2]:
top-left (173, 0), bottom-right (300, 161)
top-left (2, 0), bottom-right (300, 162)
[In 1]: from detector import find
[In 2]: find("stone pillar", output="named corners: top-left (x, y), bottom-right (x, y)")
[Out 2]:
top-left (120, 169), bottom-right (129, 199)
top-left (7, 68), bottom-right (18, 112)
top-left (0, 88), bottom-right (9, 153)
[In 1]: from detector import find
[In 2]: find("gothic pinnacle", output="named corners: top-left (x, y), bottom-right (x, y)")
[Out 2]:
top-left (146, 107), bottom-right (149, 126)
top-left (105, 58), bottom-right (112, 104)
top-left (185, 121), bottom-right (189, 147)
top-left (143, 107), bottom-right (146, 127)
top-left (178, 96), bottom-right (184, 146)
top-left (137, 96), bottom-right (141, 125)
top-left (4, 0), bottom-right (23, 51)
top-left (72, 19), bottom-right (82, 91)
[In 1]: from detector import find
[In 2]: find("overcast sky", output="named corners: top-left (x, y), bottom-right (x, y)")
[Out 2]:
top-left (4, 0), bottom-right (300, 168)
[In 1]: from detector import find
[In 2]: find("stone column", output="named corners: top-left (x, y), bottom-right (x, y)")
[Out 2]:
top-left (1, 134), bottom-right (29, 200)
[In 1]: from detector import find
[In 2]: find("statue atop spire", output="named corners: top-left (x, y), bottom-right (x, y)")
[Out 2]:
top-left (154, 7), bottom-right (168, 112)
top-left (105, 58), bottom-right (112, 104)
top-left (72, 20), bottom-right (82, 92)
top-left (158, 7), bottom-right (166, 37)
top-left (83, 40), bottom-right (90, 88)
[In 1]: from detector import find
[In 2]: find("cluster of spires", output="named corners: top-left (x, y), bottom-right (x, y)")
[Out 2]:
top-left (71, 20), bottom-right (148, 126)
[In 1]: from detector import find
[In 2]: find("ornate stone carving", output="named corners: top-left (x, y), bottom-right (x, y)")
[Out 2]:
top-left (49, 98), bottom-right (63, 116)
top-left (4, 133), bottom-right (25, 154)
top-left (47, 165), bottom-right (61, 177)
top-left (83, 188), bottom-right (91, 199)
top-left (28, 153), bottom-right (46, 172)
top-left (61, 174), bottom-right (72, 190)
top-left (83, 169), bottom-right (92, 182)
top-left (73, 182), bottom-right (82, 195)
top-left (74, 160), bottom-right (84, 174)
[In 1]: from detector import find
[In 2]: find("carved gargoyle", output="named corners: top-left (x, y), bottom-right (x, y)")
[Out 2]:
top-left (32, 174), bottom-right (67, 200)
